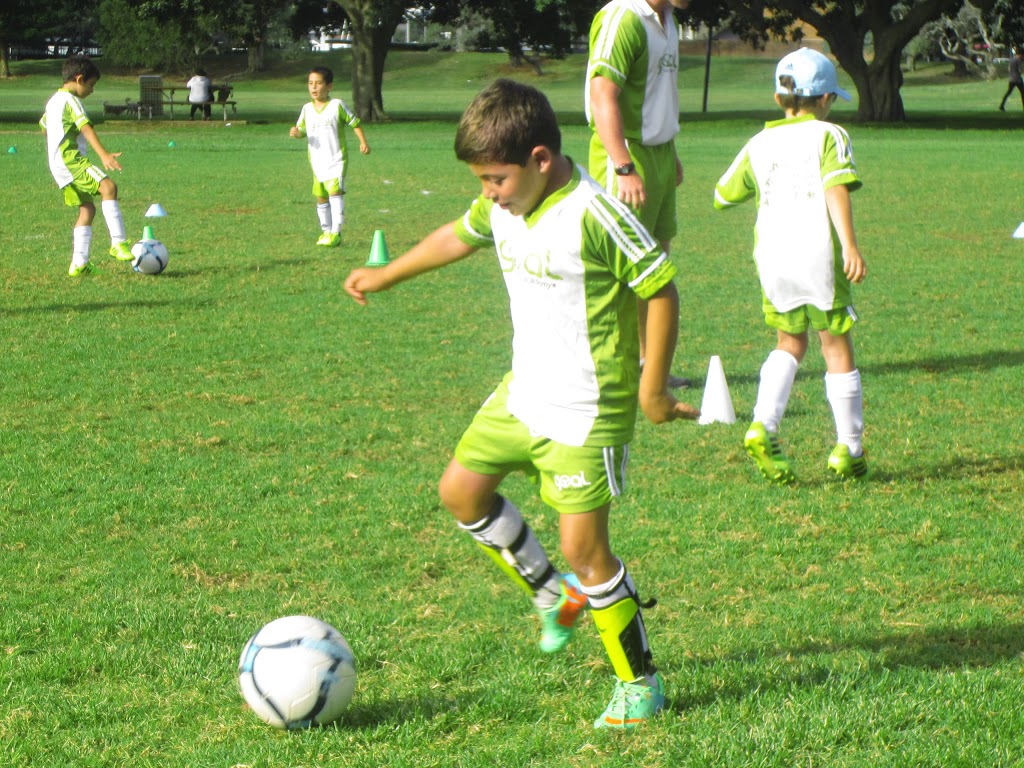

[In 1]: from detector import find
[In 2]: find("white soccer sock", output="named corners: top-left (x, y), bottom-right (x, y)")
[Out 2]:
top-left (459, 495), bottom-right (561, 610)
top-left (72, 226), bottom-right (92, 266)
top-left (825, 369), bottom-right (864, 456)
top-left (317, 202), bottom-right (331, 233)
top-left (752, 349), bottom-right (799, 433)
top-left (101, 199), bottom-right (126, 244)
top-left (329, 195), bottom-right (344, 235)
top-left (580, 561), bottom-right (632, 610)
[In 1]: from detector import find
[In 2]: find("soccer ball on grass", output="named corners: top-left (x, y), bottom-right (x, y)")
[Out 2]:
top-left (130, 239), bottom-right (169, 275)
top-left (238, 615), bottom-right (357, 729)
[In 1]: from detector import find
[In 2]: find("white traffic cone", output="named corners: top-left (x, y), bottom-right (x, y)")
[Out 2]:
top-left (1013, 222), bottom-right (1024, 239)
top-left (698, 355), bottom-right (736, 425)
top-left (145, 203), bottom-right (168, 218)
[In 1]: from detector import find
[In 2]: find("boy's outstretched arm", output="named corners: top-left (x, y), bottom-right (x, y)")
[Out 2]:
top-left (639, 281), bottom-right (700, 424)
top-left (80, 124), bottom-right (122, 171)
top-left (344, 221), bottom-right (476, 305)
top-left (825, 184), bottom-right (867, 284)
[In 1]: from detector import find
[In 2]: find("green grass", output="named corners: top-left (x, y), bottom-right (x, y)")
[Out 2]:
top-left (1, 50), bottom-right (1023, 767)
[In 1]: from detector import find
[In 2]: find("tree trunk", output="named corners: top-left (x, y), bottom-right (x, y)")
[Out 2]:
top-left (858, 55), bottom-right (906, 122)
top-left (349, 24), bottom-right (387, 122)
top-left (247, 41), bottom-right (266, 73)
top-left (1, 42), bottom-right (11, 79)
top-left (334, 0), bottom-right (407, 122)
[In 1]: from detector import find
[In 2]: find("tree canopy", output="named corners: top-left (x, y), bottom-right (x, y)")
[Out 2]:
top-left (687, 0), bottom-right (1003, 120)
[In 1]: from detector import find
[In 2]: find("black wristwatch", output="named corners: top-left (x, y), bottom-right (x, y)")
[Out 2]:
top-left (614, 162), bottom-right (636, 176)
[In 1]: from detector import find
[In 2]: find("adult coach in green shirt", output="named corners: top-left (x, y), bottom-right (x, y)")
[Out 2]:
top-left (587, 0), bottom-right (691, 388)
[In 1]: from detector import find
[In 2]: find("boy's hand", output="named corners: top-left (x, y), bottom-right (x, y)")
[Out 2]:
top-left (359, 143), bottom-right (371, 155)
top-left (640, 388), bottom-right (700, 424)
top-left (289, 127), bottom-right (303, 138)
top-left (843, 247), bottom-right (867, 283)
top-left (344, 267), bottom-right (391, 305)
top-left (100, 152), bottom-right (123, 172)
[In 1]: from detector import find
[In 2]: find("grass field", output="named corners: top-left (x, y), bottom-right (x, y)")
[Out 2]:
top-left (2, 50), bottom-right (1023, 767)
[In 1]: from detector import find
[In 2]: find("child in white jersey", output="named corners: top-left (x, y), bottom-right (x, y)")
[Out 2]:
top-left (289, 66), bottom-right (370, 248)
top-left (344, 79), bottom-right (699, 729)
top-left (40, 55), bottom-right (134, 276)
top-left (714, 48), bottom-right (868, 484)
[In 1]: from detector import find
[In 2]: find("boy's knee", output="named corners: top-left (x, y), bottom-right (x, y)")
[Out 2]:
top-left (99, 178), bottom-right (117, 199)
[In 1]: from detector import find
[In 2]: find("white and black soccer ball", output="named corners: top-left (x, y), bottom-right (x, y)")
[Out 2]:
top-left (238, 615), bottom-right (357, 730)
top-left (130, 239), bottom-right (169, 275)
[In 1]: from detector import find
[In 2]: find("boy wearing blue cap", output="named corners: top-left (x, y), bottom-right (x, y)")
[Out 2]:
top-left (714, 48), bottom-right (868, 484)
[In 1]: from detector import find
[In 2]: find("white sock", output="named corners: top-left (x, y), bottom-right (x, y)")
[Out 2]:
top-left (101, 199), bottom-right (126, 244)
top-left (580, 561), bottom-right (631, 610)
top-left (825, 369), bottom-right (864, 456)
top-left (72, 226), bottom-right (92, 266)
top-left (329, 195), bottom-right (344, 235)
top-left (316, 202), bottom-right (331, 233)
top-left (752, 350), bottom-right (799, 433)
top-left (458, 496), bottom-right (561, 610)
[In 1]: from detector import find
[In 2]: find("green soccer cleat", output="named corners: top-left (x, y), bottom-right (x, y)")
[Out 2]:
top-left (594, 673), bottom-right (665, 730)
top-left (68, 261), bottom-right (99, 277)
top-left (539, 573), bottom-right (588, 653)
top-left (827, 444), bottom-right (869, 481)
top-left (109, 242), bottom-right (134, 261)
top-left (744, 421), bottom-right (796, 486)
top-left (316, 231), bottom-right (341, 247)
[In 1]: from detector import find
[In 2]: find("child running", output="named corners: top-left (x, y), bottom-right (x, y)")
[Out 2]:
top-left (714, 48), bottom-right (868, 484)
top-left (344, 79), bottom-right (699, 728)
top-left (40, 55), bottom-right (134, 276)
top-left (289, 66), bottom-right (370, 248)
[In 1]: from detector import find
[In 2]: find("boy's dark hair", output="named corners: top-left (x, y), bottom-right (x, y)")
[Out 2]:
top-left (454, 78), bottom-right (561, 166)
top-left (196, 68), bottom-right (208, 77)
top-left (310, 66), bottom-right (334, 84)
top-left (63, 55), bottom-right (100, 84)
top-left (776, 74), bottom-right (824, 110)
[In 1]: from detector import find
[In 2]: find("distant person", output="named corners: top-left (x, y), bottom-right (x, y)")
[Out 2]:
top-left (289, 66), bottom-right (370, 248)
top-left (714, 48), bottom-right (868, 484)
top-left (39, 54), bottom-right (134, 276)
top-left (186, 68), bottom-right (213, 120)
top-left (999, 50), bottom-right (1024, 112)
top-left (344, 79), bottom-right (699, 729)
top-left (586, 0), bottom-right (692, 389)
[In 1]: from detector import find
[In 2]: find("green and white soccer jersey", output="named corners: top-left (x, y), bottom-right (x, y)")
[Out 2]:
top-left (714, 114), bottom-right (862, 313)
top-left (454, 164), bottom-right (677, 448)
top-left (586, 0), bottom-right (680, 146)
top-left (295, 98), bottom-right (361, 183)
top-left (39, 88), bottom-right (94, 189)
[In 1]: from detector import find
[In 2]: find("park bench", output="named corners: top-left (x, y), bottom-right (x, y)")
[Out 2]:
top-left (163, 84), bottom-right (237, 121)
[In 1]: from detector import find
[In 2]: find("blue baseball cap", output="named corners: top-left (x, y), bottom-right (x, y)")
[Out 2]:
top-left (775, 48), bottom-right (851, 101)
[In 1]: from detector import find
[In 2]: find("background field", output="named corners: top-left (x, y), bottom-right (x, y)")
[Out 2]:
top-left (1, 51), bottom-right (1023, 767)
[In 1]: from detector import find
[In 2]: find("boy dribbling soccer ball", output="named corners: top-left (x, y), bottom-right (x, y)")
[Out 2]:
top-left (40, 55), bottom-right (134, 276)
top-left (345, 79), bottom-right (700, 728)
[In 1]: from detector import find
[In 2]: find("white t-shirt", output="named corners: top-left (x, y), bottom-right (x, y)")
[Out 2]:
top-left (454, 164), bottom-right (677, 447)
top-left (295, 99), bottom-right (362, 182)
top-left (186, 76), bottom-right (213, 103)
top-left (39, 89), bottom-right (90, 188)
top-left (714, 114), bottom-right (861, 312)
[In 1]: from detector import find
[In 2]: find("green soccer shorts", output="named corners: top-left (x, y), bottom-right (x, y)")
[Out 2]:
top-left (454, 376), bottom-right (629, 515)
top-left (311, 175), bottom-right (345, 198)
top-left (588, 133), bottom-right (678, 243)
top-left (62, 158), bottom-right (107, 206)
top-left (764, 303), bottom-right (858, 336)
